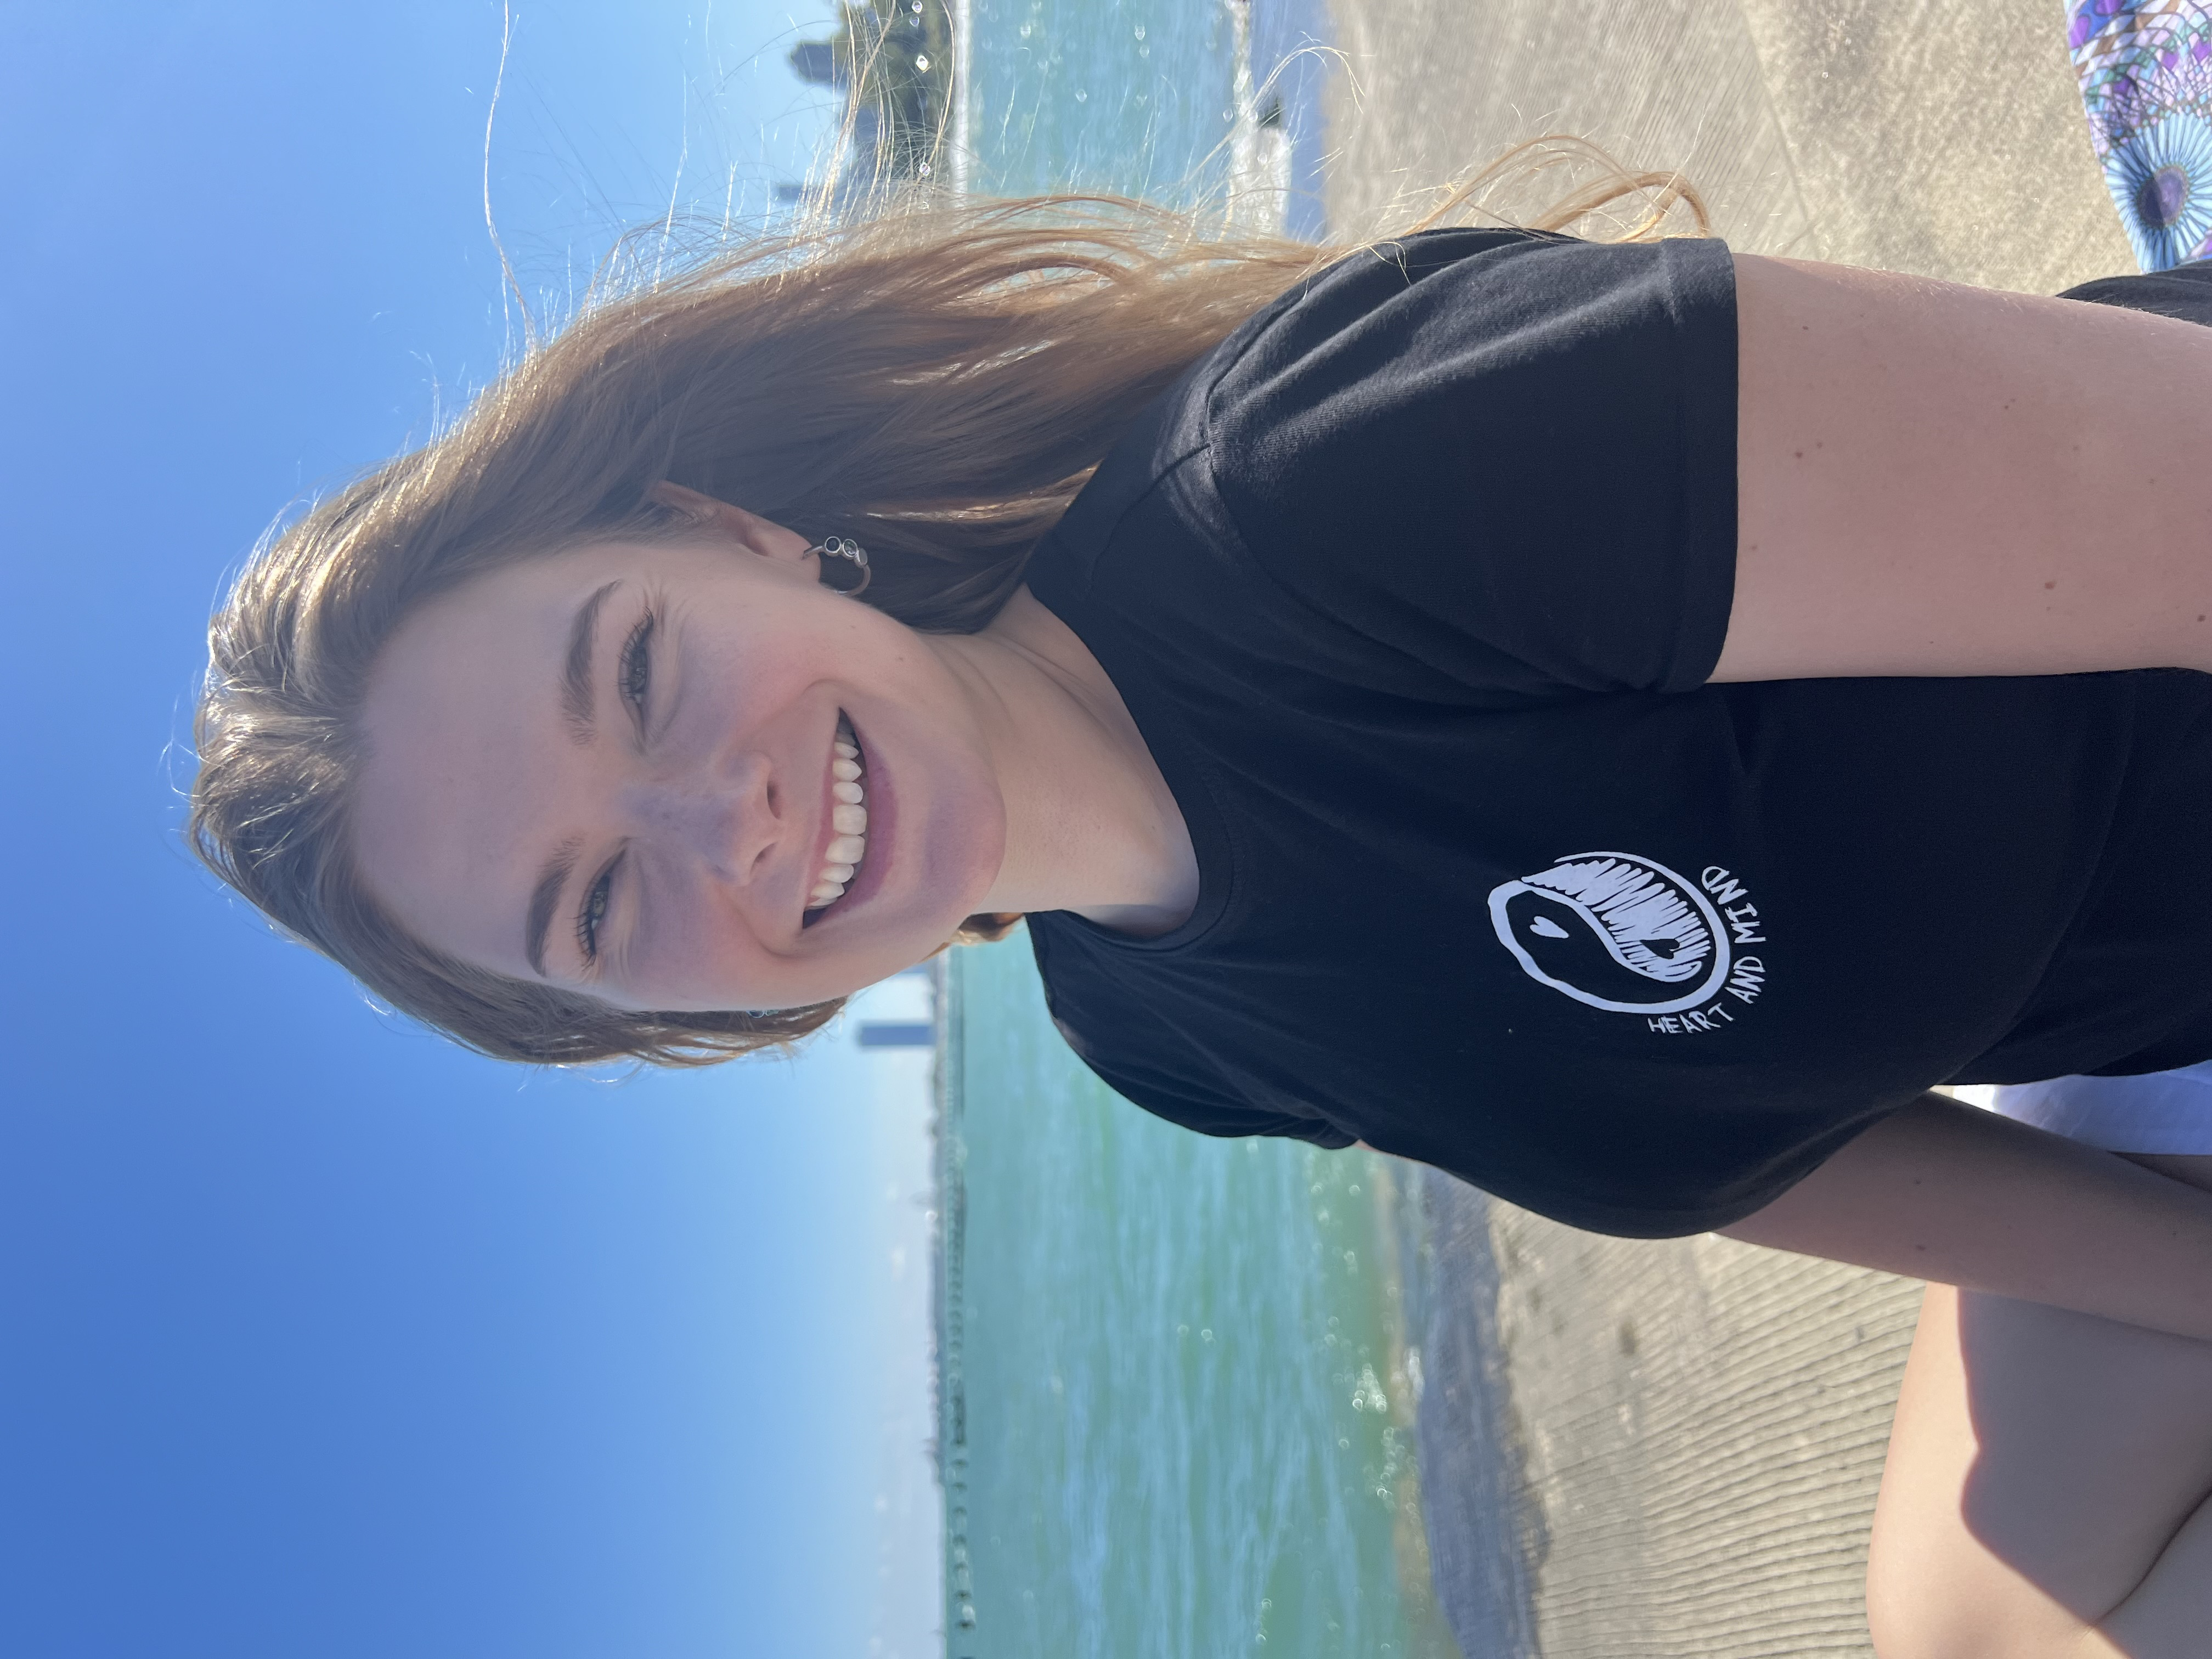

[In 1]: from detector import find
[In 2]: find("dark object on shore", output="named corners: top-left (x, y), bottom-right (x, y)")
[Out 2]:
top-left (1408, 1167), bottom-right (1547, 1659)
top-left (789, 1), bottom-right (956, 182)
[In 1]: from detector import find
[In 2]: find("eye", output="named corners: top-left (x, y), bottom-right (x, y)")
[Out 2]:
top-left (575, 863), bottom-right (616, 964)
top-left (618, 611), bottom-right (655, 725)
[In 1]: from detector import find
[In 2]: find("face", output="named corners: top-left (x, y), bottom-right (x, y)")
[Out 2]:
top-left (350, 514), bottom-right (1008, 1012)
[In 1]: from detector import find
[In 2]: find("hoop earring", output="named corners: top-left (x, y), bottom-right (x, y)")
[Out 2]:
top-left (809, 536), bottom-right (871, 597)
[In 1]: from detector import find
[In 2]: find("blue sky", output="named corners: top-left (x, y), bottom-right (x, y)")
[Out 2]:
top-left (0, 4), bottom-right (929, 1655)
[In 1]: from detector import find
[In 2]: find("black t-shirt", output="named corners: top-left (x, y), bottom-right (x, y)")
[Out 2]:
top-left (1020, 227), bottom-right (2212, 1239)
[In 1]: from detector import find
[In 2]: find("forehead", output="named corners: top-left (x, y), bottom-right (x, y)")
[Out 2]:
top-left (347, 543), bottom-right (657, 973)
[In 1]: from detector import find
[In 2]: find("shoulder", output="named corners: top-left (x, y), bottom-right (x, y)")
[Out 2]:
top-left (1198, 226), bottom-right (1736, 442)
top-left (1194, 227), bottom-right (1739, 532)
top-left (1024, 916), bottom-right (1357, 1149)
top-left (1041, 226), bottom-right (1727, 557)
top-left (1027, 227), bottom-right (1743, 703)
top-left (1189, 229), bottom-right (1741, 699)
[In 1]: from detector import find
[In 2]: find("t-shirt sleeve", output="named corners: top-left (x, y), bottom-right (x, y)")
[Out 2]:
top-left (1204, 227), bottom-right (1740, 701)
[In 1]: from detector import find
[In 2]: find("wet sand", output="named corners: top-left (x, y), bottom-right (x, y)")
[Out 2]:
top-left (1318, 7), bottom-right (2136, 1655)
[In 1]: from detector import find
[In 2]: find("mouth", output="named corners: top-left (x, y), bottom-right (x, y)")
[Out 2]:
top-left (802, 712), bottom-right (870, 926)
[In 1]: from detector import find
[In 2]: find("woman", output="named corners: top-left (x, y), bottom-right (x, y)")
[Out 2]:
top-left (192, 154), bottom-right (2212, 1651)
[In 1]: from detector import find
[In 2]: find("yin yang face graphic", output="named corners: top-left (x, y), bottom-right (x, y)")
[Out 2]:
top-left (1487, 853), bottom-right (1730, 1013)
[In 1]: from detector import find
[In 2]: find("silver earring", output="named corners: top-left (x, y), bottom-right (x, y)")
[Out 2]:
top-left (810, 535), bottom-right (872, 596)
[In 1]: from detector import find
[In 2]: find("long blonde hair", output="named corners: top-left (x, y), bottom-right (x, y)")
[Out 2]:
top-left (189, 138), bottom-right (1705, 1068)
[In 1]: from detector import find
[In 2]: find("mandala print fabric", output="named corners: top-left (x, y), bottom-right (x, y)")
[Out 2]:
top-left (2068, 0), bottom-right (2212, 269)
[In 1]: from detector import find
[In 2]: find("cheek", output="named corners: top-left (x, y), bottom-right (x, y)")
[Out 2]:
top-left (624, 896), bottom-right (768, 1011)
top-left (681, 623), bottom-right (839, 741)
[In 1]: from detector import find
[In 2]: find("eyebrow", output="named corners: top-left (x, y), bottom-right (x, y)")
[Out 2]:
top-left (526, 836), bottom-right (584, 978)
top-left (562, 580), bottom-right (622, 743)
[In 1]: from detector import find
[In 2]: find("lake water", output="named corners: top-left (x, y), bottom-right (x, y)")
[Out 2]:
top-left (939, 934), bottom-right (1464, 1659)
top-left (953, 0), bottom-right (1335, 236)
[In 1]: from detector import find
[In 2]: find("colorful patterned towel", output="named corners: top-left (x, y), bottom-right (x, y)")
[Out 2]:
top-left (2068, 0), bottom-right (2212, 268)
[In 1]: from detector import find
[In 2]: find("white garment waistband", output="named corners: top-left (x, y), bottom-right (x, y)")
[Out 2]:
top-left (1959, 1060), bottom-right (2212, 1154)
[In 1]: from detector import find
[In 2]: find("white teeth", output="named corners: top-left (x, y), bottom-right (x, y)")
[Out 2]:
top-left (808, 720), bottom-right (870, 913)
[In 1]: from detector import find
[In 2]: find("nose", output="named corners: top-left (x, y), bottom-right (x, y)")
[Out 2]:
top-left (618, 751), bottom-right (782, 887)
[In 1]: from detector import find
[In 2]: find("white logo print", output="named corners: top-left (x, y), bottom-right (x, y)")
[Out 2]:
top-left (1489, 852), bottom-right (1756, 1017)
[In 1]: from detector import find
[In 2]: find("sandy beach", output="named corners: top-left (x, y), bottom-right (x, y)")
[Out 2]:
top-left (1316, 7), bottom-right (2138, 1655)
top-left (1321, 0), bottom-right (2130, 280)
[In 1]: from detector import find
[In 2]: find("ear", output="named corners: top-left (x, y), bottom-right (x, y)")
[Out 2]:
top-left (645, 481), bottom-right (816, 568)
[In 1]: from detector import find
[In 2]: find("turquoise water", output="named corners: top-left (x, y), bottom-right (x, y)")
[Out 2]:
top-left (957, 0), bottom-right (1334, 233)
top-left (940, 936), bottom-right (1460, 1659)
top-left (964, 0), bottom-right (1239, 199)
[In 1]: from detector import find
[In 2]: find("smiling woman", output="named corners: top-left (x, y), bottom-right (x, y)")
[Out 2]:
top-left (191, 166), bottom-right (2212, 1195)
top-left (189, 148), bottom-right (2212, 1654)
top-left (195, 195), bottom-right (1291, 1063)
top-left (344, 507), bottom-right (1185, 1014)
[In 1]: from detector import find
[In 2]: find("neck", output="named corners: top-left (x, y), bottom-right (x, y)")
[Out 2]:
top-left (933, 586), bottom-right (1199, 936)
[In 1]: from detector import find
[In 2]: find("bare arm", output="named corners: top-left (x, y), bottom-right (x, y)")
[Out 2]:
top-left (1715, 1091), bottom-right (2212, 1341)
top-left (1714, 253), bottom-right (2212, 684)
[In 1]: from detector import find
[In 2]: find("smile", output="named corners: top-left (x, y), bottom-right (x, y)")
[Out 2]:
top-left (804, 713), bottom-right (868, 916)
